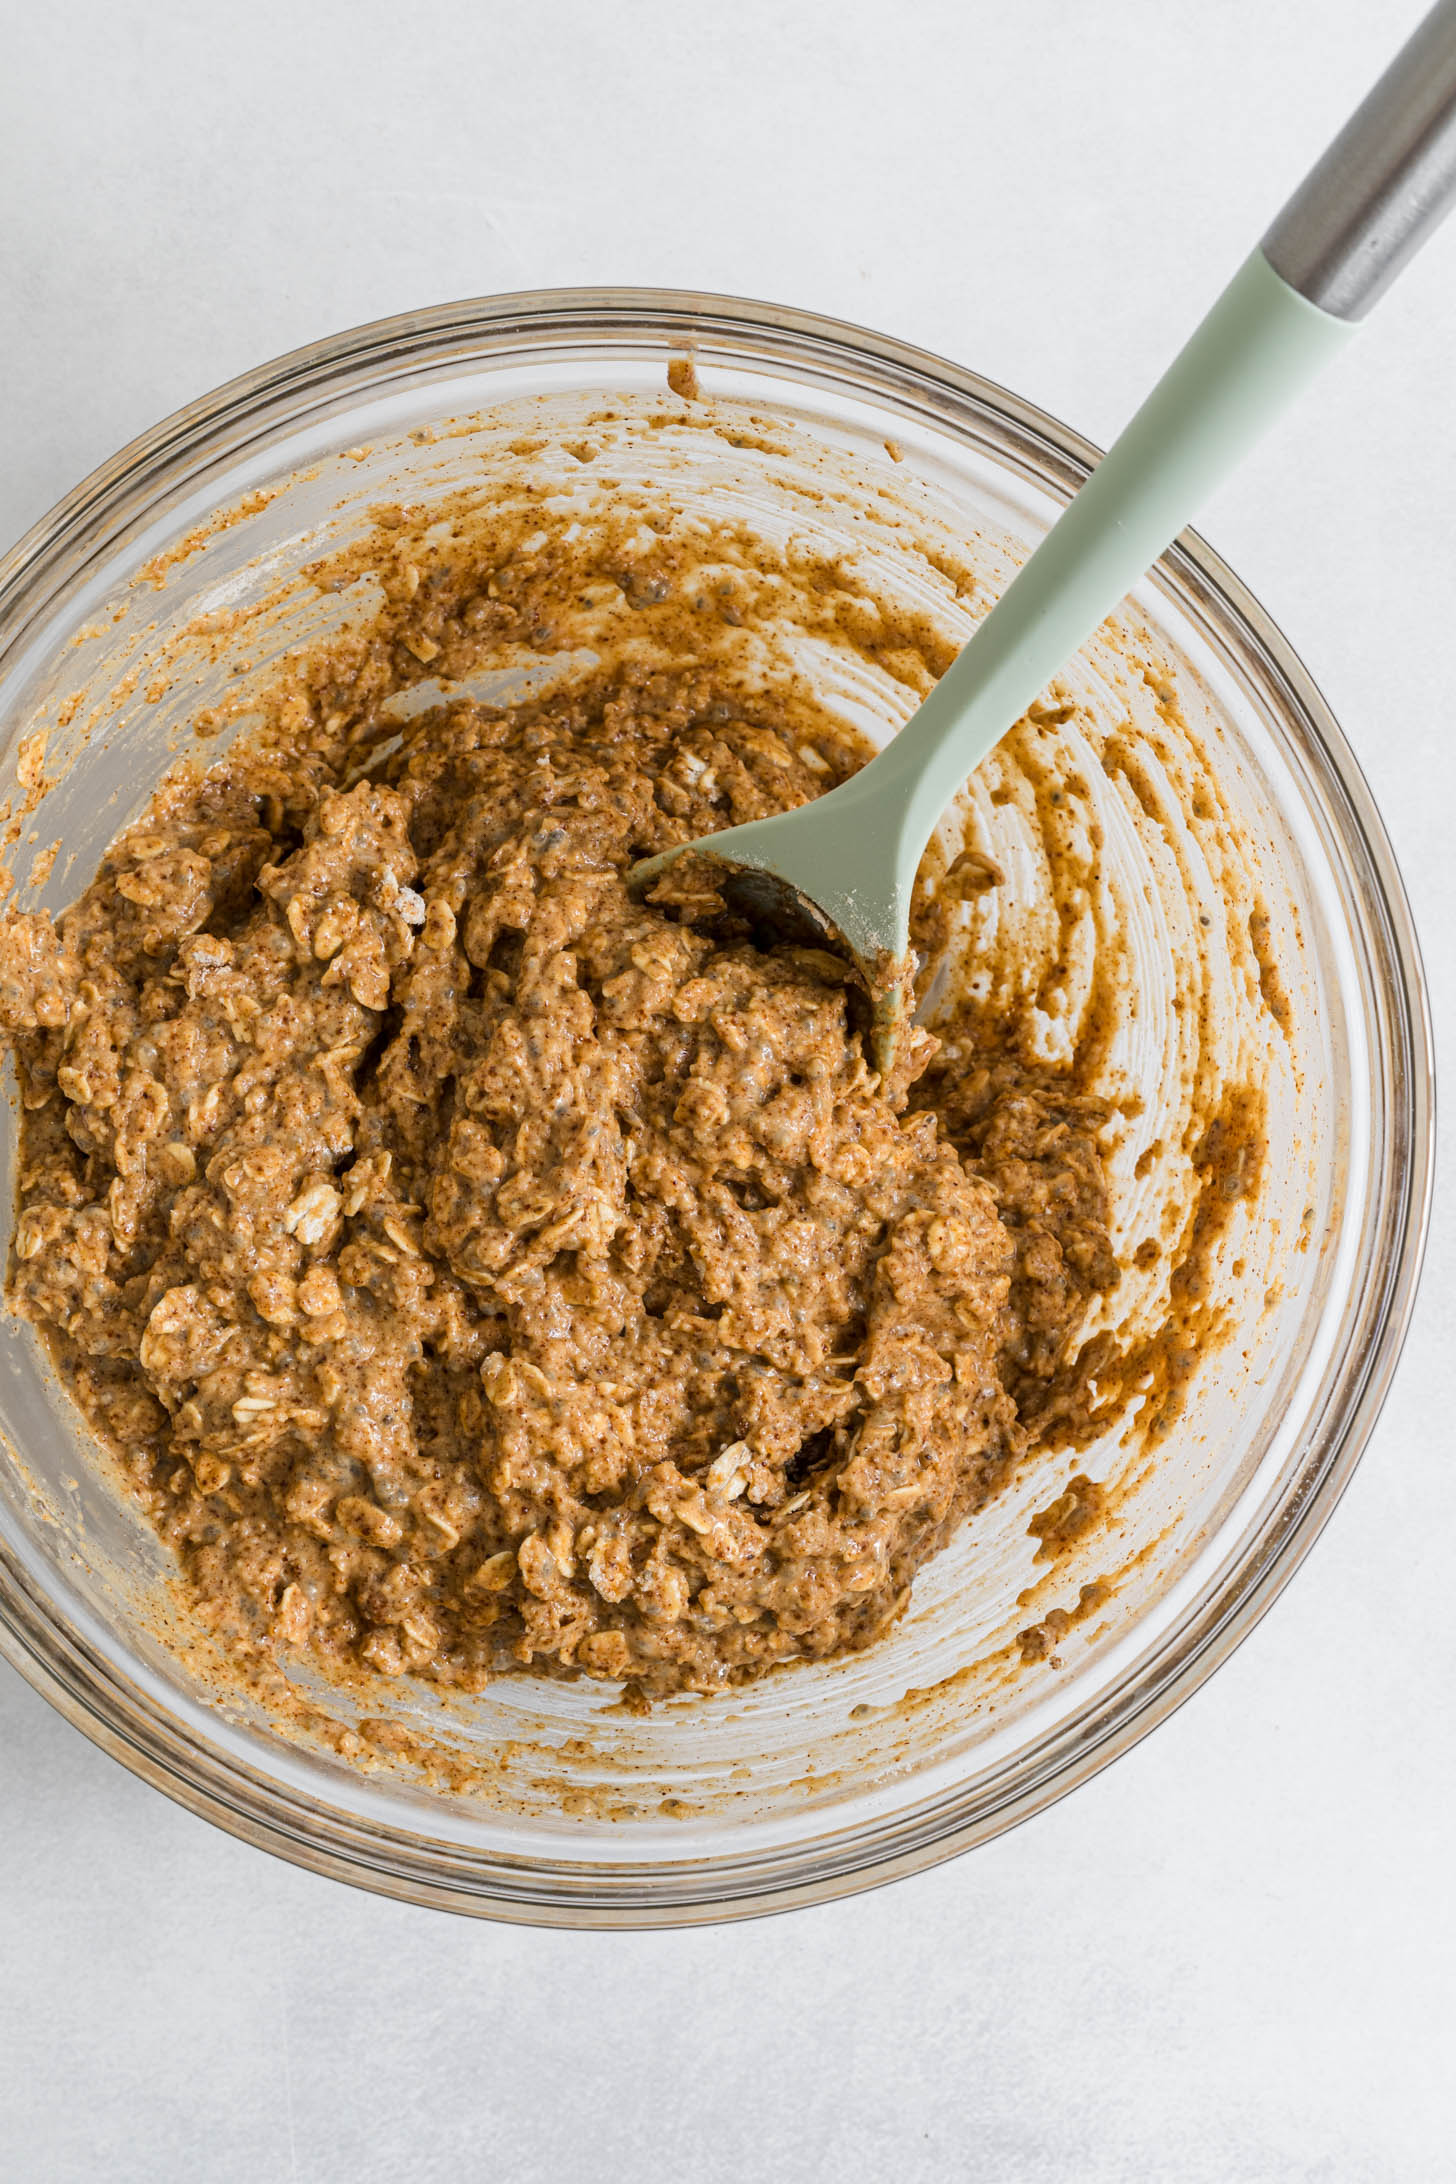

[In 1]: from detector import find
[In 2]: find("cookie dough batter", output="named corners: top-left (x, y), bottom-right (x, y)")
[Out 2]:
top-left (0, 533), bottom-right (1116, 1699)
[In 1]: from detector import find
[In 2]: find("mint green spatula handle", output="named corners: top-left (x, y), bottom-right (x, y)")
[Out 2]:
top-left (859, 254), bottom-right (1352, 859)
top-left (845, 0), bottom-right (1456, 879)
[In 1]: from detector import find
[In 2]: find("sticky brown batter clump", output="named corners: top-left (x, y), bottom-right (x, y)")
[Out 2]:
top-left (0, 576), bottom-right (1117, 1701)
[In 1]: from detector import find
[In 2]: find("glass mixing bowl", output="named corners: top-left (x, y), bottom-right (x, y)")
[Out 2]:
top-left (0, 291), bottom-right (1433, 1925)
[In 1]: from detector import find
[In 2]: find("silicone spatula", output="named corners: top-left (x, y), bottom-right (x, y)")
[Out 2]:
top-left (631, 0), bottom-right (1456, 1069)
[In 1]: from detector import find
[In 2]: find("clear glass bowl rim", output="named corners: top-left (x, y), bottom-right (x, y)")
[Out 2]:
top-left (0, 286), bottom-right (1435, 1927)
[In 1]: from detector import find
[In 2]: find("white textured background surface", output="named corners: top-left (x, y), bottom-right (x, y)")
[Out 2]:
top-left (2, 2), bottom-right (1453, 2177)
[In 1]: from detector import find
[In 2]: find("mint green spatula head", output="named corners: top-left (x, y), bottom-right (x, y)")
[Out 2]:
top-left (632, 0), bottom-right (1456, 1073)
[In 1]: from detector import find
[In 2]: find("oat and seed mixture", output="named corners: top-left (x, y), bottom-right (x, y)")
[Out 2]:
top-left (0, 559), bottom-right (1116, 1700)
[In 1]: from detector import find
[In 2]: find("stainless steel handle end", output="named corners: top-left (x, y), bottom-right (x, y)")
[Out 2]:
top-left (1262, 0), bottom-right (1456, 318)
